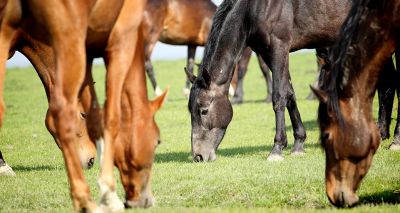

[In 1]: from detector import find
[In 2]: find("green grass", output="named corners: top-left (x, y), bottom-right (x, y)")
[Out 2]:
top-left (1, 52), bottom-right (400, 212)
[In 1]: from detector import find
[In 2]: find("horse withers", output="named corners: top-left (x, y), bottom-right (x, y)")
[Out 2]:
top-left (312, 0), bottom-right (399, 207)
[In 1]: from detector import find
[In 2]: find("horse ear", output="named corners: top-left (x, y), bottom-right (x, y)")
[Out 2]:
top-left (151, 86), bottom-right (169, 112)
top-left (310, 85), bottom-right (328, 103)
top-left (202, 68), bottom-right (211, 87)
top-left (185, 67), bottom-right (197, 84)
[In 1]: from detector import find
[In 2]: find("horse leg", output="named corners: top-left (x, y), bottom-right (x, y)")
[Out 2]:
top-left (0, 151), bottom-right (15, 176)
top-left (99, 2), bottom-right (145, 210)
top-left (183, 45), bottom-right (196, 98)
top-left (264, 44), bottom-right (291, 161)
top-left (389, 49), bottom-right (400, 150)
top-left (231, 47), bottom-right (251, 104)
top-left (257, 53), bottom-right (272, 103)
top-left (31, 1), bottom-right (98, 211)
top-left (144, 40), bottom-right (161, 96)
top-left (377, 58), bottom-right (396, 140)
top-left (0, 1), bottom-right (20, 177)
top-left (306, 49), bottom-right (326, 100)
top-left (286, 73), bottom-right (306, 155)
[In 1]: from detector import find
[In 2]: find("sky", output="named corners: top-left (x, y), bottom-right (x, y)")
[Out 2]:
top-left (6, 0), bottom-right (223, 68)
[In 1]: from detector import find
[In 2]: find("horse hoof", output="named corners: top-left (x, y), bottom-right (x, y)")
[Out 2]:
top-left (100, 190), bottom-right (124, 213)
top-left (98, 181), bottom-right (124, 213)
top-left (155, 86), bottom-right (163, 97)
top-left (0, 164), bottom-right (16, 176)
top-left (290, 150), bottom-right (305, 156)
top-left (389, 143), bottom-right (400, 151)
top-left (182, 88), bottom-right (190, 99)
top-left (267, 154), bottom-right (284, 161)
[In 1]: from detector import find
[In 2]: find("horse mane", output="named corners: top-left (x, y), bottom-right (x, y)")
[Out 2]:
top-left (199, 0), bottom-right (236, 75)
top-left (320, 0), bottom-right (384, 124)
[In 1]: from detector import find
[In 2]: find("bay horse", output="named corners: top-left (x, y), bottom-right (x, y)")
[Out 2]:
top-left (142, 0), bottom-right (216, 96)
top-left (0, 0), bottom-right (167, 211)
top-left (186, 0), bottom-right (352, 162)
top-left (311, 0), bottom-right (399, 207)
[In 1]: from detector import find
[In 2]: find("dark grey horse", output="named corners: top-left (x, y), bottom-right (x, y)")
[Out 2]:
top-left (186, 0), bottom-right (351, 162)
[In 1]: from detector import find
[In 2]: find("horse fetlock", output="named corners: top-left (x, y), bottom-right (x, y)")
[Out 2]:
top-left (98, 180), bottom-right (124, 212)
top-left (291, 140), bottom-right (305, 155)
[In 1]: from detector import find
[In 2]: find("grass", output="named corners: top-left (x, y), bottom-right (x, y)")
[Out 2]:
top-left (1, 52), bottom-right (400, 212)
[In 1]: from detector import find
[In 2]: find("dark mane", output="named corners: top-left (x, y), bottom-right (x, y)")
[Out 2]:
top-left (319, 0), bottom-right (388, 124)
top-left (199, 0), bottom-right (236, 73)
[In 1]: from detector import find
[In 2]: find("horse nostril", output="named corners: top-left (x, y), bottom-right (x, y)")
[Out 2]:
top-left (194, 154), bottom-right (203, 162)
top-left (87, 157), bottom-right (95, 168)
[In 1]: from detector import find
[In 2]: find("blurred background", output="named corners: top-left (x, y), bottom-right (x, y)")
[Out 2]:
top-left (6, 0), bottom-right (224, 68)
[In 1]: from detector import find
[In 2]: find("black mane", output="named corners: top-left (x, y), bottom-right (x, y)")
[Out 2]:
top-left (319, 0), bottom-right (387, 123)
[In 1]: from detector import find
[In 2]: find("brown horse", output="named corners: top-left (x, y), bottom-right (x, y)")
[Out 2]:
top-left (142, 0), bottom-right (216, 96)
top-left (0, 0), bottom-right (165, 211)
top-left (312, 0), bottom-right (399, 207)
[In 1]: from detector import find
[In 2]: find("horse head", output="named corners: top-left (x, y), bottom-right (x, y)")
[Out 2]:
top-left (186, 68), bottom-right (233, 162)
top-left (312, 86), bottom-right (380, 207)
top-left (114, 89), bottom-right (168, 208)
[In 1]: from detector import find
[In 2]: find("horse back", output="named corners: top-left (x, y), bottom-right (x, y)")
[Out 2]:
top-left (158, 0), bottom-right (217, 46)
top-left (290, 0), bottom-right (352, 50)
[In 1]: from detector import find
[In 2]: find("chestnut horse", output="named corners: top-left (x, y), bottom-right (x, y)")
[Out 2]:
top-left (142, 0), bottom-right (216, 96)
top-left (0, 0), bottom-right (166, 211)
top-left (312, 0), bottom-right (399, 207)
top-left (186, 0), bottom-right (351, 162)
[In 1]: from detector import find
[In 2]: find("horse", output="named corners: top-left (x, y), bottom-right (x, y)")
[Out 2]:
top-left (186, 0), bottom-right (352, 162)
top-left (0, 0), bottom-right (167, 211)
top-left (142, 0), bottom-right (216, 96)
top-left (311, 0), bottom-right (399, 207)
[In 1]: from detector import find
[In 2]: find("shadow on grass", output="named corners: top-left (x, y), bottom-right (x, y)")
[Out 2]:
top-left (359, 190), bottom-right (400, 205)
top-left (12, 165), bottom-right (61, 172)
top-left (233, 99), bottom-right (269, 105)
top-left (155, 145), bottom-right (272, 163)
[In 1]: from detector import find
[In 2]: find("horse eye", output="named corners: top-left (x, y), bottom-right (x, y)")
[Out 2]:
top-left (322, 132), bottom-right (330, 141)
top-left (80, 112), bottom-right (87, 119)
top-left (200, 108), bottom-right (208, 115)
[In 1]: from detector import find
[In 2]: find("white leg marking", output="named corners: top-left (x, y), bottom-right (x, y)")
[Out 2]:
top-left (96, 138), bottom-right (105, 168)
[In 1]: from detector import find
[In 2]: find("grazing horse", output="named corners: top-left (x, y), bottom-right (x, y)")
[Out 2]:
top-left (142, 0), bottom-right (216, 96)
top-left (0, 0), bottom-right (164, 211)
top-left (186, 0), bottom-right (351, 162)
top-left (312, 0), bottom-right (399, 207)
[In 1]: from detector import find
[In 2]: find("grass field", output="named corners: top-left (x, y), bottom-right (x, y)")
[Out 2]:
top-left (0, 52), bottom-right (400, 213)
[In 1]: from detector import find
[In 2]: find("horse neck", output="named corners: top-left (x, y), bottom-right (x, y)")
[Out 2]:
top-left (200, 0), bottom-right (248, 90)
top-left (127, 31), bottom-right (151, 112)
